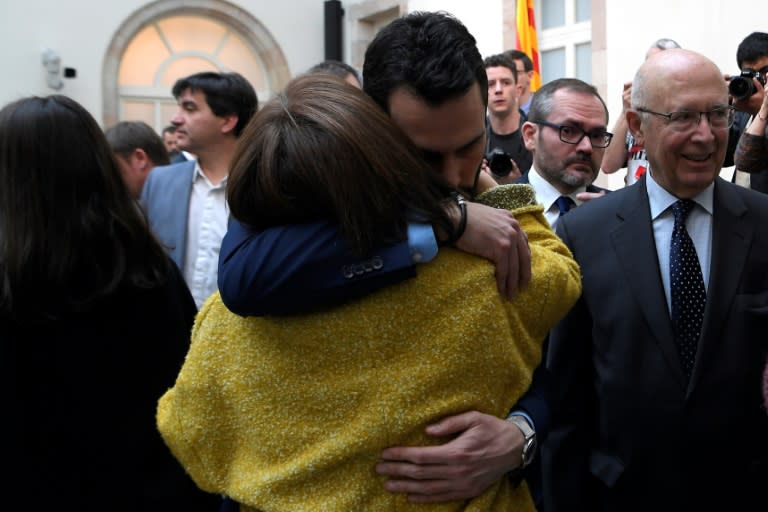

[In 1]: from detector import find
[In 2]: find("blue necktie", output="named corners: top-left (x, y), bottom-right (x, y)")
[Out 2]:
top-left (669, 199), bottom-right (706, 378)
top-left (555, 196), bottom-right (575, 217)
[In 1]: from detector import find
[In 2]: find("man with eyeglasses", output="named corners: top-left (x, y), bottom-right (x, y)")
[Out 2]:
top-left (542, 48), bottom-right (768, 512)
top-left (515, 78), bottom-right (611, 228)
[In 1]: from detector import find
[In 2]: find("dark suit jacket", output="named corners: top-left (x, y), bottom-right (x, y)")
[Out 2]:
top-left (543, 174), bottom-right (768, 511)
top-left (4, 261), bottom-right (221, 510)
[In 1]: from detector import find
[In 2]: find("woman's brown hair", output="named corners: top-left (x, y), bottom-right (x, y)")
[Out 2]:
top-left (227, 75), bottom-right (455, 255)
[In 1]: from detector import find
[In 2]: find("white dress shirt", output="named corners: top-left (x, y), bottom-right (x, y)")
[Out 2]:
top-left (184, 161), bottom-right (228, 309)
top-left (645, 170), bottom-right (713, 313)
top-left (527, 167), bottom-right (587, 227)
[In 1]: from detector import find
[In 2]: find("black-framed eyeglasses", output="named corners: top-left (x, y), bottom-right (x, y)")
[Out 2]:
top-left (533, 120), bottom-right (613, 148)
top-left (635, 106), bottom-right (735, 132)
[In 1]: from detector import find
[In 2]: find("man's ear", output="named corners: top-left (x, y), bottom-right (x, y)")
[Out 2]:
top-left (220, 114), bottom-right (239, 135)
top-left (131, 148), bottom-right (151, 175)
top-left (522, 121), bottom-right (537, 151)
top-left (626, 109), bottom-right (645, 146)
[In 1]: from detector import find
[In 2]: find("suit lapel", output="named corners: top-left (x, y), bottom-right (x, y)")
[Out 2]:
top-left (171, 162), bottom-right (196, 269)
top-left (609, 178), bottom-right (688, 389)
top-left (689, 178), bottom-right (752, 388)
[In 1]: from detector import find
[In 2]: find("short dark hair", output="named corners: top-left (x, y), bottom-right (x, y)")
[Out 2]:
top-left (362, 11), bottom-right (488, 112)
top-left (171, 72), bottom-right (258, 137)
top-left (504, 50), bottom-right (533, 72)
top-left (528, 78), bottom-right (609, 124)
top-left (162, 125), bottom-right (176, 135)
top-left (484, 54), bottom-right (518, 84)
top-left (227, 75), bottom-right (455, 255)
top-left (736, 32), bottom-right (768, 69)
top-left (307, 60), bottom-right (361, 86)
top-left (0, 95), bottom-right (171, 321)
top-left (105, 121), bottom-right (170, 167)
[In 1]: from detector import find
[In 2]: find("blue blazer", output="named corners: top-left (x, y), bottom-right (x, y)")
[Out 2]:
top-left (218, 220), bottom-right (416, 316)
top-left (140, 160), bottom-right (196, 270)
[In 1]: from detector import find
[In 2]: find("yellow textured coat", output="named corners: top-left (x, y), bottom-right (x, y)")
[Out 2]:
top-left (158, 185), bottom-right (581, 512)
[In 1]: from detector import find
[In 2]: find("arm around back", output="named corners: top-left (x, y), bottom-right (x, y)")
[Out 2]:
top-left (217, 219), bottom-right (417, 316)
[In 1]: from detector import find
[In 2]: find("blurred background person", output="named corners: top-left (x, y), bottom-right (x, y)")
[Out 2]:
top-left (105, 120), bottom-right (170, 199)
top-left (601, 38), bottom-right (681, 185)
top-left (162, 124), bottom-right (178, 155)
top-left (483, 53), bottom-right (532, 183)
top-left (164, 124), bottom-right (195, 163)
top-left (734, 86), bottom-right (768, 174)
top-left (725, 31), bottom-right (768, 193)
top-left (504, 49), bottom-right (536, 115)
top-left (307, 58), bottom-right (362, 88)
top-left (0, 95), bottom-right (220, 510)
top-left (141, 71), bottom-right (257, 309)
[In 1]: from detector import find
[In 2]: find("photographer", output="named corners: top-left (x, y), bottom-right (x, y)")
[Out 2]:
top-left (734, 85), bottom-right (768, 175)
top-left (726, 31), bottom-right (768, 193)
top-left (483, 53), bottom-right (532, 184)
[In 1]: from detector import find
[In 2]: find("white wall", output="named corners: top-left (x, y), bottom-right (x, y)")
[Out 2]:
top-left (1, 0), bottom-right (763, 138)
top-left (599, 0), bottom-right (763, 187)
top-left (406, 0), bottom-right (506, 58)
top-left (0, 0), bottom-right (326, 124)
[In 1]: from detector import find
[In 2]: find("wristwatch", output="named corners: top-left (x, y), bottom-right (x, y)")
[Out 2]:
top-left (506, 414), bottom-right (537, 469)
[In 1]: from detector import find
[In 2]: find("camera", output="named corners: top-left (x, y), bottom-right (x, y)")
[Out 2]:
top-left (485, 148), bottom-right (514, 176)
top-left (728, 69), bottom-right (766, 101)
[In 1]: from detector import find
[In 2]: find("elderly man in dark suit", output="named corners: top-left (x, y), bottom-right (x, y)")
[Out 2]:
top-left (543, 49), bottom-right (768, 511)
top-left (513, 78), bottom-right (611, 228)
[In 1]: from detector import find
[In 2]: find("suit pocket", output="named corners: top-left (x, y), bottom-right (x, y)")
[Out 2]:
top-left (589, 450), bottom-right (625, 488)
top-left (733, 291), bottom-right (768, 348)
top-left (736, 290), bottom-right (768, 315)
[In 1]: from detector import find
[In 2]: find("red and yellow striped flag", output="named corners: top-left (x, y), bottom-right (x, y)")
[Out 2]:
top-left (515, 0), bottom-right (541, 91)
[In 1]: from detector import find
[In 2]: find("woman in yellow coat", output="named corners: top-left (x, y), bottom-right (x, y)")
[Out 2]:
top-left (158, 75), bottom-right (580, 511)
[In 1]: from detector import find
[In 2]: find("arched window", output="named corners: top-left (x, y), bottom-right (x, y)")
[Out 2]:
top-left (103, 0), bottom-right (290, 131)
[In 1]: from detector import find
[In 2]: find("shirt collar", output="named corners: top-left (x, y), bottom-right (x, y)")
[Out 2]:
top-left (645, 169), bottom-right (714, 220)
top-left (529, 166), bottom-right (587, 211)
top-left (191, 160), bottom-right (228, 188)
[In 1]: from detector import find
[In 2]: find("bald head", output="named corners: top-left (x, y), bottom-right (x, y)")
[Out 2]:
top-left (632, 49), bottom-right (726, 110)
top-left (628, 49), bottom-right (730, 198)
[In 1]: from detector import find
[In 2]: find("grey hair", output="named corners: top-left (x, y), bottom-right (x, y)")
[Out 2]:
top-left (631, 65), bottom-right (649, 110)
top-left (650, 38), bottom-right (681, 51)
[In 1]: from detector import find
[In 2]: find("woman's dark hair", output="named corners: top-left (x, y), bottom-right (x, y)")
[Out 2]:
top-left (227, 75), bottom-right (456, 256)
top-left (0, 95), bottom-right (171, 322)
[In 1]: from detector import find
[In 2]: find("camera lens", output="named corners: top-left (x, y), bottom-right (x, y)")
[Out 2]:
top-left (729, 76), bottom-right (756, 101)
top-left (487, 149), bottom-right (513, 176)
